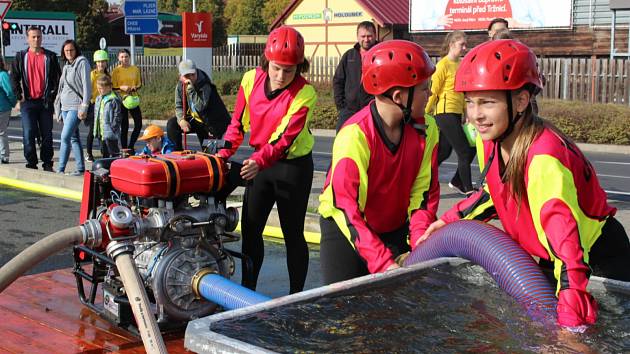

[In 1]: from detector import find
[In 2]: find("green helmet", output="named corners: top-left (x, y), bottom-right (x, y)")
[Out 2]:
top-left (93, 50), bottom-right (109, 62)
top-left (123, 95), bottom-right (140, 109)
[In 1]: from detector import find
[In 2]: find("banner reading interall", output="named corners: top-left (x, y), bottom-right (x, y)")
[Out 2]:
top-left (4, 17), bottom-right (75, 57)
top-left (409, 0), bottom-right (573, 32)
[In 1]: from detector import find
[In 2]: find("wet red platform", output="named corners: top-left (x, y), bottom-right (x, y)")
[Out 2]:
top-left (0, 269), bottom-right (190, 353)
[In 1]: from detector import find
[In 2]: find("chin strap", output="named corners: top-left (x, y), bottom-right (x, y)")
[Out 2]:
top-left (383, 86), bottom-right (415, 124)
top-left (494, 91), bottom-right (523, 143)
top-left (401, 86), bottom-right (415, 124)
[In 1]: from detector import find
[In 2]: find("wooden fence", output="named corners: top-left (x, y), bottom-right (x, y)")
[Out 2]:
top-left (125, 53), bottom-right (630, 105)
top-left (212, 54), bottom-right (258, 72)
top-left (133, 55), bottom-right (181, 83)
top-left (539, 57), bottom-right (630, 105)
top-left (210, 54), bottom-right (340, 84)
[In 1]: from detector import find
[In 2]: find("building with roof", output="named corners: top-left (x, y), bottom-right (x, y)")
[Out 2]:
top-left (270, 0), bottom-right (410, 61)
top-left (271, 0), bottom-right (630, 59)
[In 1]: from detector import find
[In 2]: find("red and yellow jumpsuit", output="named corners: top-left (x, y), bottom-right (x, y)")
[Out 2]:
top-left (318, 103), bottom-right (440, 284)
top-left (218, 67), bottom-right (317, 293)
top-left (441, 128), bottom-right (630, 324)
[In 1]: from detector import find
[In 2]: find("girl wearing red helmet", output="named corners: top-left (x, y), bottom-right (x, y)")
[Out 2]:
top-left (421, 40), bottom-right (630, 329)
top-left (318, 40), bottom-right (440, 284)
top-left (218, 26), bottom-right (316, 294)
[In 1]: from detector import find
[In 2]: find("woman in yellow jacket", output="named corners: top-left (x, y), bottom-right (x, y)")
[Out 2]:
top-left (112, 49), bottom-right (142, 150)
top-left (426, 30), bottom-right (475, 194)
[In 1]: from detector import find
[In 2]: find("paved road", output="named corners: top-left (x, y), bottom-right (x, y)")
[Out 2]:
top-left (0, 186), bottom-right (78, 274)
top-left (7, 118), bottom-right (630, 199)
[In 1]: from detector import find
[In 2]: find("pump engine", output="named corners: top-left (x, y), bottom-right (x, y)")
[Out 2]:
top-left (73, 142), bottom-right (247, 331)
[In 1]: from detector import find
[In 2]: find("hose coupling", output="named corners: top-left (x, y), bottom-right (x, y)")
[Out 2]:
top-left (106, 240), bottom-right (136, 260)
top-left (109, 205), bottom-right (134, 229)
top-left (191, 268), bottom-right (217, 299)
top-left (80, 219), bottom-right (103, 248)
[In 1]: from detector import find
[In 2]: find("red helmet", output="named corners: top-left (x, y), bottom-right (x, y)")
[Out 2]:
top-left (265, 26), bottom-right (305, 66)
top-left (455, 39), bottom-right (542, 92)
top-left (362, 40), bottom-right (435, 95)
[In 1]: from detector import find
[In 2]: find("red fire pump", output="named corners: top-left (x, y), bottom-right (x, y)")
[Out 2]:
top-left (73, 142), bottom-right (248, 331)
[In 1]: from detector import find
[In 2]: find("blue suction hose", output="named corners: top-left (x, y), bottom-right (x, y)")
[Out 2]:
top-left (195, 273), bottom-right (271, 310)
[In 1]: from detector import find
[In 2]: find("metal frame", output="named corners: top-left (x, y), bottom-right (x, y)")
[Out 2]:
top-left (184, 258), bottom-right (465, 353)
top-left (184, 257), bottom-right (630, 354)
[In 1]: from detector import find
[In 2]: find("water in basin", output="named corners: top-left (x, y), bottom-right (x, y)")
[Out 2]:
top-left (212, 263), bottom-right (630, 353)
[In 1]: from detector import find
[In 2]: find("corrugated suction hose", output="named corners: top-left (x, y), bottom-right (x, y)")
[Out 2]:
top-left (196, 273), bottom-right (271, 310)
top-left (404, 220), bottom-right (557, 314)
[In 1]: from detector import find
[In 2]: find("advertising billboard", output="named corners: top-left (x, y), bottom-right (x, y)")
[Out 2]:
top-left (142, 13), bottom-right (183, 56)
top-left (182, 12), bottom-right (212, 76)
top-left (4, 14), bottom-right (75, 57)
top-left (143, 19), bottom-right (183, 56)
top-left (410, 0), bottom-right (573, 32)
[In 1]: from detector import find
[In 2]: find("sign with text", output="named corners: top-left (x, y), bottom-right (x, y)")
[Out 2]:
top-left (3, 17), bottom-right (75, 57)
top-left (410, 0), bottom-right (573, 32)
top-left (123, 0), bottom-right (158, 18)
top-left (182, 12), bottom-right (212, 48)
top-left (182, 12), bottom-right (212, 78)
top-left (125, 17), bottom-right (159, 35)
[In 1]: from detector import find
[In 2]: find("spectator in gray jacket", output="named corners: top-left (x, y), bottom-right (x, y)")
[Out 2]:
top-left (54, 39), bottom-right (91, 176)
top-left (167, 59), bottom-right (230, 150)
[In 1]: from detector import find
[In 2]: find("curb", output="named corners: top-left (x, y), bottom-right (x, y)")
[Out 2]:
top-left (12, 109), bottom-right (630, 155)
top-left (0, 176), bottom-right (83, 201)
top-left (0, 173), bottom-right (323, 244)
top-left (144, 121), bottom-right (630, 155)
top-left (576, 143), bottom-right (630, 156)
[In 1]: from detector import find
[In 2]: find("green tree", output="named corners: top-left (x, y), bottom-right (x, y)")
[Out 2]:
top-left (176, 0), bottom-right (192, 12)
top-left (225, 0), bottom-right (266, 35)
top-left (207, 0), bottom-right (228, 47)
top-left (76, 0), bottom-right (111, 51)
top-left (10, 0), bottom-right (111, 51)
top-left (262, 0), bottom-right (291, 29)
top-left (158, 0), bottom-right (178, 13)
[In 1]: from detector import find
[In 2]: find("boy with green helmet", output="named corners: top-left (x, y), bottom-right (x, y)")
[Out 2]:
top-left (86, 49), bottom-right (110, 161)
top-left (93, 50), bottom-right (109, 62)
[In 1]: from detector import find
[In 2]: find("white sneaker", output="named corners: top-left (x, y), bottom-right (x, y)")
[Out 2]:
top-left (448, 182), bottom-right (467, 195)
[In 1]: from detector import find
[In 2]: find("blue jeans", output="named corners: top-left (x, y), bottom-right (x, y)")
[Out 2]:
top-left (58, 110), bottom-right (85, 172)
top-left (21, 99), bottom-right (54, 167)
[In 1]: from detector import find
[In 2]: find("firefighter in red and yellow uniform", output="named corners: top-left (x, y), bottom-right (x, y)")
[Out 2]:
top-left (318, 40), bottom-right (440, 284)
top-left (421, 40), bottom-right (630, 329)
top-left (218, 26), bottom-right (316, 294)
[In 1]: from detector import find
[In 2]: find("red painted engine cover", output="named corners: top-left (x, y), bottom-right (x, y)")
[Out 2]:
top-left (109, 152), bottom-right (228, 198)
